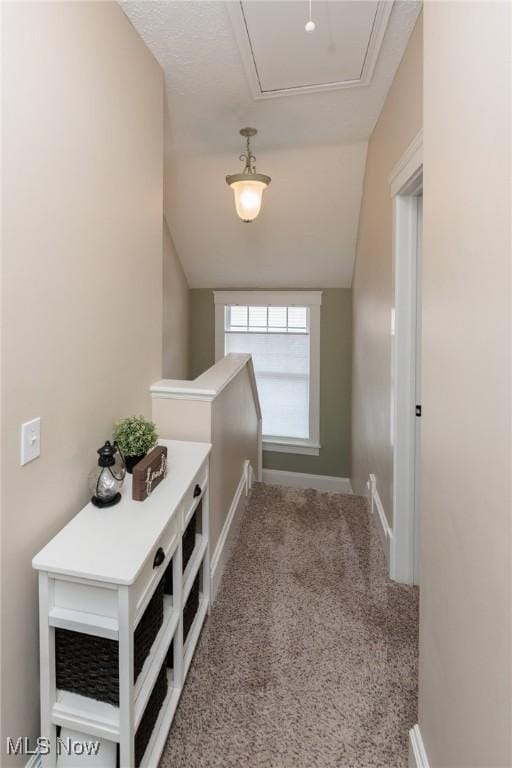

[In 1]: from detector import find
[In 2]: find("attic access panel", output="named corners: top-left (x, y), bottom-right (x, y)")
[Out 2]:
top-left (228, 0), bottom-right (393, 98)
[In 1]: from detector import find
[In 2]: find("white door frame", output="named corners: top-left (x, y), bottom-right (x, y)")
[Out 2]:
top-left (389, 130), bottom-right (423, 585)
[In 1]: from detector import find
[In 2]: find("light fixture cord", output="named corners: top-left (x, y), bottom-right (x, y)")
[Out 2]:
top-left (308, 0), bottom-right (312, 22)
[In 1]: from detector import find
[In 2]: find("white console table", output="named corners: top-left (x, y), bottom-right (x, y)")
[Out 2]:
top-left (33, 439), bottom-right (211, 768)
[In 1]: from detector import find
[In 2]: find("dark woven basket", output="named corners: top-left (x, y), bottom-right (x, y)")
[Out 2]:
top-left (182, 506), bottom-right (198, 573)
top-left (183, 572), bottom-right (200, 644)
top-left (166, 638), bottom-right (174, 670)
top-left (134, 578), bottom-right (165, 680)
top-left (135, 661), bottom-right (168, 767)
top-left (164, 555), bottom-right (173, 595)
top-left (55, 574), bottom-right (165, 705)
top-left (55, 629), bottom-right (119, 705)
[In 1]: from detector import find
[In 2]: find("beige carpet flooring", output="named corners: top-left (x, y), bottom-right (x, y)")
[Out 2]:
top-left (160, 483), bottom-right (419, 768)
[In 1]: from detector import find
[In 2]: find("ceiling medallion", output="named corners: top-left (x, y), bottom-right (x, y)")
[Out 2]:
top-left (226, 128), bottom-right (271, 223)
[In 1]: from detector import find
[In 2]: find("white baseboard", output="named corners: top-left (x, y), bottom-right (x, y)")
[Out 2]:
top-left (210, 463), bottom-right (251, 603)
top-left (262, 468), bottom-right (352, 494)
top-left (409, 725), bottom-right (430, 768)
top-left (25, 751), bottom-right (42, 768)
top-left (369, 473), bottom-right (393, 562)
top-left (246, 459), bottom-right (254, 490)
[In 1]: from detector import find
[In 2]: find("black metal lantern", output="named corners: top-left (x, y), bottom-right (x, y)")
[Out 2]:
top-left (88, 441), bottom-right (126, 508)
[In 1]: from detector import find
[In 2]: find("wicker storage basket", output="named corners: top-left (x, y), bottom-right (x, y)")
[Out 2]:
top-left (55, 629), bottom-right (119, 706)
top-left (183, 572), bottom-right (200, 643)
top-left (133, 578), bottom-right (165, 680)
top-left (134, 660), bottom-right (168, 767)
top-left (55, 575), bottom-right (166, 705)
top-left (166, 638), bottom-right (174, 670)
top-left (164, 555), bottom-right (173, 595)
top-left (182, 502), bottom-right (200, 573)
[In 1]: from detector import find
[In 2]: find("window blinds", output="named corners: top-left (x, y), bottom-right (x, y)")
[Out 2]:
top-left (225, 306), bottom-right (310, 439)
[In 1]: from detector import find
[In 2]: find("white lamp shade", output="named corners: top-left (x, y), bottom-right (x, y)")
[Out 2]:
top-left (230, 178), bottom-right (269, 222)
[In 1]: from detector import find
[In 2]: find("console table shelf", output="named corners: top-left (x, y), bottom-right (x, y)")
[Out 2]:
top-left (48, 607), bottom-right (119, 639)
top-left (33, 439), bottom-right (211, 768)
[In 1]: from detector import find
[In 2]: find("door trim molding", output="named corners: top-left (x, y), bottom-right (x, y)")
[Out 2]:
top-left (390, 130), bottom-right (423, 198)
top-left (390, 130), bottom-right (423, 585)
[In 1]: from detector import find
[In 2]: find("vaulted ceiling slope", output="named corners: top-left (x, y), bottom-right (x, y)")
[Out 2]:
top-left (121, 1), bottom-right (421, 288)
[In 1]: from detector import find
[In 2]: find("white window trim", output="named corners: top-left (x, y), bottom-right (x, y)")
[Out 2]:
top-left (262, 437), bottom-right (320, 456)
top-left (214, 290), bottom-right (322, 308)
top-left (214, 290), bottom-right (322, 456)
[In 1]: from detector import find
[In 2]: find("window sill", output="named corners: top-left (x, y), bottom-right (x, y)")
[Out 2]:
top-left (262, 438), bottom-right (320, 456)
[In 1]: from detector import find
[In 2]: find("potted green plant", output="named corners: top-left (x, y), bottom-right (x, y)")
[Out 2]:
top-left (113, 415), bottom-right (158, 474)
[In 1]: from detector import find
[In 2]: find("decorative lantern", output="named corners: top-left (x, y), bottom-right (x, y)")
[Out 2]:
top-left (89, 441), bottom-right (126, 508)
top-left (226, 128), bottom-right (271, 222)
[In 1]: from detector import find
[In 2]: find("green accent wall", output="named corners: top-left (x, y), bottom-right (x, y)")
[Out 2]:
top-left (189, 288), bottom-right (352, 478)
top-left (190, 289), bottom-right (215, 379)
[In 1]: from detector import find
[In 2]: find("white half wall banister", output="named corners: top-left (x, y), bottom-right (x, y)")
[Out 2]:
top-left (151, 354), bottom-right (261, 409)
top-left (150, 354), bottom-right (262, 601)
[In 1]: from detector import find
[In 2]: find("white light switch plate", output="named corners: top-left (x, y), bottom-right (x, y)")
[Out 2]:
top-left (21, 417), bottom-right (41, 465)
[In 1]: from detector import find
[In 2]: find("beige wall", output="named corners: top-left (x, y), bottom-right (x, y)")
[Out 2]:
top-left (163, 219), bottom-right (190, 379)
top-left (153, 398), bottom-right (212, 444)
top-left (152, 362), bottom-right (259, 554)
top-left (419, 3), bottom-right (511, 765)
top-left (351, 14), bottom-right (423, 523)
top-left (1, 3), bottom-right (163, 763)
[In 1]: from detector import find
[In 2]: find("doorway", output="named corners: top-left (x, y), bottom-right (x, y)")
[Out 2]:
top-left (390, 132), bottom-right (423, 585)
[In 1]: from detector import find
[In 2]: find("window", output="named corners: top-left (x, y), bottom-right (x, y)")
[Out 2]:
top-left (214, 291), bottom-right (322, 455)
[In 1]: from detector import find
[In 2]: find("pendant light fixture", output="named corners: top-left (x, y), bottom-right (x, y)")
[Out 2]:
top-left (226, 128), bottom-right (271, 223)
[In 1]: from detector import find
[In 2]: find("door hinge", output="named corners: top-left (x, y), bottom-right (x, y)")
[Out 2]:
top-left (416, 405), bottom-right (422, 417)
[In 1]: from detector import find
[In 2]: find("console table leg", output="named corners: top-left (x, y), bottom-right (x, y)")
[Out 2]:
top-left (118, 586), bottom-right (134, 768)
top-left (173, 540), bottom-right (184, 690)
top-left (39, 573), bottom-right (57, 768)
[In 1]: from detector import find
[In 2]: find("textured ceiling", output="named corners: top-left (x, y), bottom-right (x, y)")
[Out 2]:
top-left (120, 1), bottom-right (421, 288)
